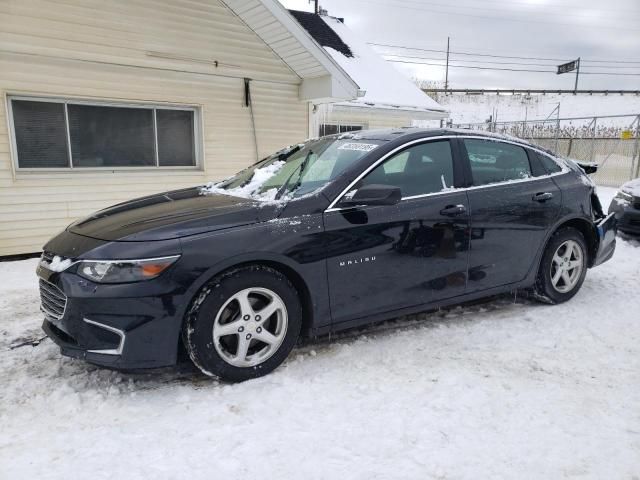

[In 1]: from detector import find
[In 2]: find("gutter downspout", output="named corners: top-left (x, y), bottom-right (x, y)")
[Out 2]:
top-left (244, 78), bottom-right (259, 162)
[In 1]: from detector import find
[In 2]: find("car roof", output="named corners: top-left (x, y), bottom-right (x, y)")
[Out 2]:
top-left (337, 127), bottom-right (531, 146)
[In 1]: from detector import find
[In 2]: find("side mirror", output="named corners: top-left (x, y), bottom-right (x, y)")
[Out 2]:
top-left (340, 184), bottom-right (402, 207)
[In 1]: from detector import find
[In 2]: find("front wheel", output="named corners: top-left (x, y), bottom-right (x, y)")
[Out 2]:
top-left (535, 227), bottom-right (588, 304)
top-left (183, 266), bottom-right (302, 382)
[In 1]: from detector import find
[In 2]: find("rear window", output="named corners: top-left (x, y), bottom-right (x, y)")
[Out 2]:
top-left (464, 139), bottom-right (532, 186)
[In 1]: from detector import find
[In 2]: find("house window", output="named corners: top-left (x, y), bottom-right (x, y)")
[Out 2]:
top-left (9, 97), bottom-right (198, 169)
top-left (319, 124), bottom-right (363, 137)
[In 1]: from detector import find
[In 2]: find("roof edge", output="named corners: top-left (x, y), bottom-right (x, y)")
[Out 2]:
top-left (220, 0), bottom-right (360, 102)
top-left (333, 102), bottom-right (449, 119)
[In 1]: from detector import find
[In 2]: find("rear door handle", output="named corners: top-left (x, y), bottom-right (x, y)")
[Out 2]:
top-left (532, 192), bottom-right (553, 202)
top-left (440, 204), bottom-right (467, 216)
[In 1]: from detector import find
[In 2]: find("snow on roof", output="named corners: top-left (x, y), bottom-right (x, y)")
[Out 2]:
top-left (304, 14), bottom-right (446, 114)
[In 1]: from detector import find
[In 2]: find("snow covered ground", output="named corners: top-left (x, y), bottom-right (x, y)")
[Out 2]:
top-left (1, 188), bottom-right (638, 479)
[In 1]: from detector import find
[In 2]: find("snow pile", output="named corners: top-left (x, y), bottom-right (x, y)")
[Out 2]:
top-left (200, 161), bottom-right (285, 202)
top-left (1, 188), bottom-right (639, 479)
top-left (321, 16), bottom-right (446, 114)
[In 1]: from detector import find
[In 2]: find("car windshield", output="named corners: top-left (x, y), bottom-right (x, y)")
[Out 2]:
top-left (207, 136), bottom-right (382, 201)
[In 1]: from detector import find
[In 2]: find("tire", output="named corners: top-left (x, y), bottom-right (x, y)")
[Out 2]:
top-left (534, 227), bottom-right (588, 304)
top-left (183, 265), bottom-right (302, 382)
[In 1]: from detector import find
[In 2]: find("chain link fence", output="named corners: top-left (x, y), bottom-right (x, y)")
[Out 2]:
top-left (453, 114), bottom-right (640, 187)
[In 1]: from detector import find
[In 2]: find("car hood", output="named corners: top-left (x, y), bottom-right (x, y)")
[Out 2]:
top-left (67, 187), bottom-right (281, 241)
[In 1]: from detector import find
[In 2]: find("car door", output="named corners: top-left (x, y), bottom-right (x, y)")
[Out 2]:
top-left (323, 138), bottom-right (470, 325)
top-left (459, 137), bottom-right (562, 292)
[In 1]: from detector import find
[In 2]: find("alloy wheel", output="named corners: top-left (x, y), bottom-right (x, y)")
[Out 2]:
top-left (213, 287), bottom-right (288, 368)
top-left (549, 239), bottom-right (584, 293)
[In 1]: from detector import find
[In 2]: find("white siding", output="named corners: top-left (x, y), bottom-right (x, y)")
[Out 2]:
top-left (312, 107), bottom-right (439, 134)
top-left (0, 0), bottom-right (309, 256)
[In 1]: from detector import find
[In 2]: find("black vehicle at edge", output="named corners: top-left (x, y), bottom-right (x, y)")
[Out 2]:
top-left (37, 128), bottom-right (616, 381)
top-left (608, 178), bottom-right (640, 235)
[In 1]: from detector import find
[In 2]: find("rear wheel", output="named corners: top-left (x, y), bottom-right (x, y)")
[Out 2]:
top-left (535, 227), bottom-right (588, 304)
top-left (184, 266), bottom-right (302, 382)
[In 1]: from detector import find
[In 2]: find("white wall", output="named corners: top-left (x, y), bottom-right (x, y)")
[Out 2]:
top-left (311, 103), bottom-right (442, 135)
top-left (0, 0), bottom-right (309, 255)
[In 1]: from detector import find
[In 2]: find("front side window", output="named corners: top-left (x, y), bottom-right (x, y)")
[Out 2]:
top-left (357, 140), bottom-right (454, 198)
top-left (464, 139), bottom-right (532, 186)
top-left (10, 97), bottom-right (197, 169)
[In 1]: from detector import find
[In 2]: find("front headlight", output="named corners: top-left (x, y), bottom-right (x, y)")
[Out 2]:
top-left (76, 255), bottom-right (180, 283)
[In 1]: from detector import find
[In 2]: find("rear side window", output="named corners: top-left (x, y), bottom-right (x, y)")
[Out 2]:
top-left (359, 140), bottom-right (454, 197)
top-left (537, 152), bottom-right (563, 174)
top-left (464, 139), bottom-right (532, 186)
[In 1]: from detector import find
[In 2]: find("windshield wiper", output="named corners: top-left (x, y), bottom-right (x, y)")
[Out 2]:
top-left (275, 149), bottom-right (313, 200)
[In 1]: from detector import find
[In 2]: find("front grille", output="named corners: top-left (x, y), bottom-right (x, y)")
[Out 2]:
top-left (39, 279), bottom-right (67, 322)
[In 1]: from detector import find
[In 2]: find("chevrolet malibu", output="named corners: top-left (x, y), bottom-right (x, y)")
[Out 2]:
top-left (37, 128), bottom-right (616, 382)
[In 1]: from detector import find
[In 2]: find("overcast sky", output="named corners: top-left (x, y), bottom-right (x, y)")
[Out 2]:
top-left (278, 0), bottom-right (640, 90)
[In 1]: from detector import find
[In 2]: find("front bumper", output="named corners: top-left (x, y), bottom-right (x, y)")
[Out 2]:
top-left (38, 265), bottom-right (185, 370)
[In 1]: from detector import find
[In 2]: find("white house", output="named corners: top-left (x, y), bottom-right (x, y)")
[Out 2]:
top-left (0, 1), bottom-right (448, 257)
top-left (288, 9), bottom-right (448, 136)
top-left (0, 0), bottom-right (360, 256)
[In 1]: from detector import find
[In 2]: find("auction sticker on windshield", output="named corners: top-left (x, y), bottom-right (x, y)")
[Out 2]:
top-left (338, 143), bottom-right (379, 152)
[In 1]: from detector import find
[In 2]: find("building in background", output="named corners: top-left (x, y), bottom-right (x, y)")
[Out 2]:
top-left (289, 10), bottom-right (448, 136)
top-left (0, 0), bottom-right (360, 256)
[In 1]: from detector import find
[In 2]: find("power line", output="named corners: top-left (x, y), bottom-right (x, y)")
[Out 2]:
top-left (369, 42), bottom-right (640, 64)
top-left (383, 54), bottom-right (560, 67)
top-left (579, 71), bottom-right (640, 76)
top-left (385, 58), bottom-right (640, 75)
top-left (382, 53), bottom-right (640, 69)
top-left (386, 59), bottom-right (559, 73)
top-left (370, 43), bottom-right (570, 61)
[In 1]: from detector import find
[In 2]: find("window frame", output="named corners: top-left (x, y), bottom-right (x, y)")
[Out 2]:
top-left (326, 135), bottom-right (569, 213)
top-left (327, 137), bottom-right (465, 211)
top-left (7, 94), bottom-right (203, 173)
top-left (355, 138), bottom-right (458, 200)
top-left (460, 137), bottom-right (535, 187)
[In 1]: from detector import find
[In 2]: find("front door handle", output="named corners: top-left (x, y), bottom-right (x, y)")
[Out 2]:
top-left (532, 192), bottom-right (554, 202)
top-left (440, 204), bottom-right (467, 216)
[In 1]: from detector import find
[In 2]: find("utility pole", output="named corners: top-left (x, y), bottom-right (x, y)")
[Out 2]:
top-left (574, 57), bottom-right (581, 93)
top-left (445, 36), bottom-right (450, 94)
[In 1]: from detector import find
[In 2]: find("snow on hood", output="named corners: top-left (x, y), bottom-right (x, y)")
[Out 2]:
top-left (621, 177), bottom-right (640, 196)
top-left (200, 161), bottom-right (286, 203)
top-left (320, 16), bottom-right (446, 114)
